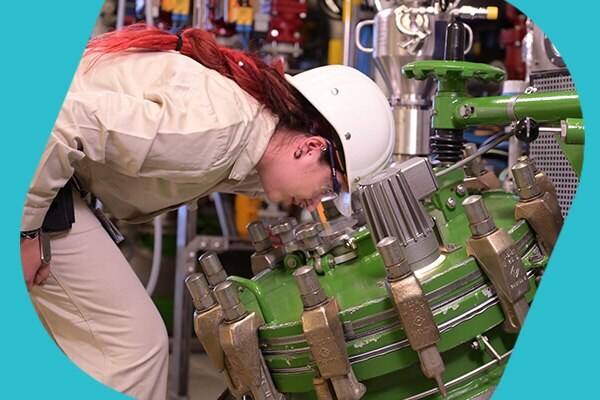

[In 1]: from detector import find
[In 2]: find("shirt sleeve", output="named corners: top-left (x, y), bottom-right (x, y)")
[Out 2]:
top-left (22, 90), bottom-right (164, 231)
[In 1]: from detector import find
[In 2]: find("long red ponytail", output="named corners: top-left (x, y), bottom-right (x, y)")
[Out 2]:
top-left (86, 23), bottom-right (314, 130)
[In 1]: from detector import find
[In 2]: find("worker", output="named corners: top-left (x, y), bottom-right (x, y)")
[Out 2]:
top-left (20, 23), bottom-right (394, 399)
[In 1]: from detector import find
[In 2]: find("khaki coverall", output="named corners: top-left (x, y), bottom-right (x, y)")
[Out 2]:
top-left (22, 50), bottom-right (277, 399)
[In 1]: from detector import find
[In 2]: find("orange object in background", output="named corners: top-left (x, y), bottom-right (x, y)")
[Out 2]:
top-left (235, 194), bottom-right (263, 238)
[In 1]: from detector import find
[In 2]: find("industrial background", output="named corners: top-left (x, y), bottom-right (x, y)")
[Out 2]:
top-left (88, 1), bottom-right (583, 399)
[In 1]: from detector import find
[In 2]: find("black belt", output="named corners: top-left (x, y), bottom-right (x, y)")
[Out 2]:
top-left (42, 177), bottom-right (124, 244)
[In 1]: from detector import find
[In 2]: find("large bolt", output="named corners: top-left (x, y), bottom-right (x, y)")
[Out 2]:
top-left (512, 160), bottom-right (541, 200)
top-left (377, 237), bottom-right (412, 279)
top-left (462, 195), bottom-right (496, 237)
top-left (214, 281), bottom-right (247, 322)
top-left (198, 252), bottom-right (227, 287)
top-left (185, 273), bottom-right (217, 311)
top-left (247, 221), bottom-right (272, 253)
top-left (293, 265), bottom-right (327, 309)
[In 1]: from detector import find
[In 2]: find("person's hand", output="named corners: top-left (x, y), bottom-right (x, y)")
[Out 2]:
top-left (20, 236), bottom-right (50, 291)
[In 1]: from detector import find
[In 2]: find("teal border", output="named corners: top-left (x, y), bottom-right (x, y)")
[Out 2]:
top-left (495, 0), bottom-right (597, 398)
top-left (3, 0), bottom-right (596, 398)
top-left (5, 1), bottom-right (124, 398)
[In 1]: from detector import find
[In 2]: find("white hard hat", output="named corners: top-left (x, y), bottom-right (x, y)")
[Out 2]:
top-left (285, 65), bottom-right (395, 214)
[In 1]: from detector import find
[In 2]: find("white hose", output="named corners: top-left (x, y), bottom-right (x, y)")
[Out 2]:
top-left (145, 214), bottom-right (163, 296)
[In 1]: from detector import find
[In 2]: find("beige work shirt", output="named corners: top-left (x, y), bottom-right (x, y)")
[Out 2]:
top-left (22, 51), bottom-right (278, 231)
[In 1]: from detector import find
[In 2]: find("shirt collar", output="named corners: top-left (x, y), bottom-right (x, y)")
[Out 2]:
top-left (229, 110), bottom-right (278, 181)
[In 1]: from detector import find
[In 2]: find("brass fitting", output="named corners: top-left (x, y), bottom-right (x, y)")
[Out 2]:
top-left (512, 161), bottom-right (564, 255)
top-left (293, 266), bottom-right (366, 400)
top-left (184, 273), bottom-right (244, 398)
top-left (463, 195), bottom-right (530, 333)
top-left (377, 237), bottom-right (446, 396)
top-left (214, 281), bottom-right (286, 400)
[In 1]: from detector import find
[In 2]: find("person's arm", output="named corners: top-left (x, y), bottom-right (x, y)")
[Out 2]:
top-left (21, 90), bottom-right (164, 290)
top-left (20, 231), bottom-right (50, 291)
top-left (23, 90), bottom-right (164, 231)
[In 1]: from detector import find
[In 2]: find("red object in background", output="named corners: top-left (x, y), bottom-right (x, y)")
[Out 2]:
top-left (499, 4), bottom-right (527, 80)
top-left (267, 0), bottom-right (307, 44)
top-left (207, 0), bottom-right (237, 37)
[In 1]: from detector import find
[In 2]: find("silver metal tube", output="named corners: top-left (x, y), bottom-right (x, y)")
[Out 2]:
top-left (116, 0), bottom-right (126, 30)
top-left (213, 193), bottom-right (236, 237)
top-left (170, 205), bottom-right (196, 398)
top-left (342, 0), bottom-right (360, 66)
top-left (436, 131), bottom-right (513, 178)
top-left (145, 0), bottom-right (154, 25)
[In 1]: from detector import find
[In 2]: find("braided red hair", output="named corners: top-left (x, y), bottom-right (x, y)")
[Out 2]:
top-left (85, 23), bottom-right (315, 130)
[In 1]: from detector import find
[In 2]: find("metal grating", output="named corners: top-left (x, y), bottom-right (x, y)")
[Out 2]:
top-left (528, 72), bottom-right (579, 218)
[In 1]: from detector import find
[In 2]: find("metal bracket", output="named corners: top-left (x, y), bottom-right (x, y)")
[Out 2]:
top-left (473, 334), bottom-right (505, 365)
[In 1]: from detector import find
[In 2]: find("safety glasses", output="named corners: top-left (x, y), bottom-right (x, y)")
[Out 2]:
top-left (322, 138), bottom-right (341, 195)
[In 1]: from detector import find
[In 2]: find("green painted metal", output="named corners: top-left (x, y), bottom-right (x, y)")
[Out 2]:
top-left (283, 252), bottom-right (305, 270)
top-left (402, 60), bottom-right (582, 132)
top-left (232, 189), bottom-right (546, 399)
top-left (226, 275), bottom-right (275, 323)
top-left (564, 118), bottom-right (585, 145)
top-left (454, 91), bottom-right (581, 127)
top-left (402, 59), bottom-right (585, 182)
top-left (431, 168), bottom-right (469, 222)
top-left (402, 60), bottom-right (505, 83)
top-left (402, 61), bottom-right (505, 130)
top-left (557, 139), bottom-right (584, 179)
top-left (225, 53), bottom-right (572, 393)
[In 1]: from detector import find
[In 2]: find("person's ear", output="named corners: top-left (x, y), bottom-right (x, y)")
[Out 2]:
top-left (294, 137), bottom-right (326, 159)
top-left (300, 137), bottom-right (327, 155)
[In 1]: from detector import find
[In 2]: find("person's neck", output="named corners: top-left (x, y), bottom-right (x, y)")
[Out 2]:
top-left (255, 127), bottom-right (303, 174)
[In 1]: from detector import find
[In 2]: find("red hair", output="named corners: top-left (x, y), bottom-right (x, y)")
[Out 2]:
top-left (85, 23), bottom-right (314, 130)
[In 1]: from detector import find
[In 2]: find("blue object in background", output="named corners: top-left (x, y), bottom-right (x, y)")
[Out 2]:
top-left (356, 22), bottom-right (373, 77)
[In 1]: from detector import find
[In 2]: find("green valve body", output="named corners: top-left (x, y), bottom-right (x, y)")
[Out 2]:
top-left (231, 188), bottom-right (545, 400)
